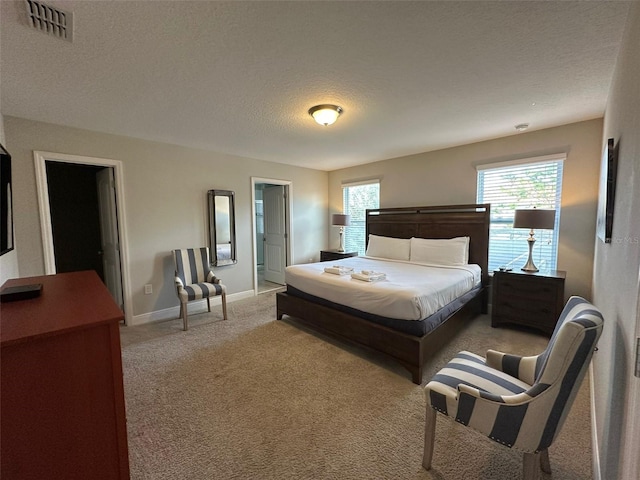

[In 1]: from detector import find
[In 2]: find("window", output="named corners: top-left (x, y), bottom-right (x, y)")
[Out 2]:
top-left (342, 180), bottom-right (380, 255)
top-left (477, 155), bottom-right (564, 272)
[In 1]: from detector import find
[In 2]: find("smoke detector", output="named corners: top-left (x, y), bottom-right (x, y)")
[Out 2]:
top-left (25, 0), bottom-right (73, 42)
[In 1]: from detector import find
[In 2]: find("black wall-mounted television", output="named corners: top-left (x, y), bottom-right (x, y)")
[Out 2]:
top-left (596, 138), bottom-right (618, 244)
top-left (1, 143), bottom-right (14, 256)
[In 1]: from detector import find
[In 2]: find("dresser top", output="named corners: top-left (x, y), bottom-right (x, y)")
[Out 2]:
top-left (1, 271), bottom-right (124, 346)
top-left (494, 269), bottom-right (566, 279)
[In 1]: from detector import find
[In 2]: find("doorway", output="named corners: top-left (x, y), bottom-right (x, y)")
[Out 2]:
top-left (46, 162), bottom-right (107, 279)
top-left (251, 178), bottom-right (292, 294)
top-left (34, 151), bottom-right (132, 324)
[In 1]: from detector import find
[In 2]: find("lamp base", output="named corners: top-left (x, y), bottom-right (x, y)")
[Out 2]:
top-left (521, 264), bottom-right (539, 273)
top-left (521, 237), bottom-right (539, 272)
top-left (338, 229), bottom-right (345, 253)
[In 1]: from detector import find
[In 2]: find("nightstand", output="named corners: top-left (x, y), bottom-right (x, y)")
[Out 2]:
top-left (320, 250), bottom-right (358, 262)
top-left (492, 269), bottom-right (566, 336)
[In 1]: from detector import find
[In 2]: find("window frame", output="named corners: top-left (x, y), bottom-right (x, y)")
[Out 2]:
top-left (341, 179), bottom-right (380, 256)
top-left (476, 154), bottom-right (565, 273)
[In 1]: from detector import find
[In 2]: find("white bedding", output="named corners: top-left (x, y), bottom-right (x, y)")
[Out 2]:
top-left (285, 256), bottom-right (481, 321)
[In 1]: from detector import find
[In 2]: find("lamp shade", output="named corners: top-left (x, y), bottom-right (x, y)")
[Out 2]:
top-left (513, 209), bottom-right (556, 230)
top-left (331, 214), bottom-right (351, 227)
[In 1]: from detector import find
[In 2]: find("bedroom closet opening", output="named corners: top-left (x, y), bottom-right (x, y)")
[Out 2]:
top-left (252, 178), bottom-right (291, 295)
top-left (41, 161), bottom-right (124, 311)
top-left (34, 151), bottom-right (131, 325)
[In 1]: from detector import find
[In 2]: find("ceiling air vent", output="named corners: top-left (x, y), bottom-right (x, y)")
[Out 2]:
top-left (25, 0), bottom-right (73, 42)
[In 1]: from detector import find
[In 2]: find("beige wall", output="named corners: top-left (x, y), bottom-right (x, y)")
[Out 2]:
top-left (5, 116), bottom-right (328, 318)
top-left (593, 3), bottom-right (640, 479)
top-left (329, 119), bottom-right (603, 301)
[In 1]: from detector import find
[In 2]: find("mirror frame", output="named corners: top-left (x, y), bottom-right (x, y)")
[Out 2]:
top-left (208, 189), bottom-right (237, 266)
top-left (0, 143), bottom-right (13, 256)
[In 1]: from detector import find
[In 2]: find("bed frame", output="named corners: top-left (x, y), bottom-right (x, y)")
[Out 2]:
top-left (276, 203), bottom-right (490, 384)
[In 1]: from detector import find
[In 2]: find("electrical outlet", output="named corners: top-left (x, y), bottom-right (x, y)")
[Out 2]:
top-left (144, 284), bottom-right (152, 295)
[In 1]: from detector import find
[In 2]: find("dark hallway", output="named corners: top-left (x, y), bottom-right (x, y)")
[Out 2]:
top-left (46, 161), bottom-right (106, 280)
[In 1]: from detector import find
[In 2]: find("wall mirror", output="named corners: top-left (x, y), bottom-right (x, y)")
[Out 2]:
top-left (208, 189), bottom-right (237, 266)
top-left (1, 143), bottom-right (13, 256)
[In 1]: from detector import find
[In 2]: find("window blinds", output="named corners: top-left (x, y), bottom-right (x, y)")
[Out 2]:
top-left (477, 156), bottom-right (564, 272)
top-left (342, 181), bottom-right (380, 255)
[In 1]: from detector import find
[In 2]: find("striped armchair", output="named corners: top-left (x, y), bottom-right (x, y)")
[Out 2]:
top-left (422, 296), bottom-right (603, 479)
top-left (173, 248), bottom-right (227, 331)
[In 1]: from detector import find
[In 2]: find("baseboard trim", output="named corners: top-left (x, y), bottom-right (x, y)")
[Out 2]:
top-left (129, 289), bottom-right (255, 326)
top-left (590, 364), bottom-right (602, 480)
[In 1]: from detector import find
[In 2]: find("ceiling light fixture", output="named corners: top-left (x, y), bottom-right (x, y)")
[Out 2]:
top-left (308, 104), bottom-right (343, 126)
top-left (515, 123), bottom-right (530, 131)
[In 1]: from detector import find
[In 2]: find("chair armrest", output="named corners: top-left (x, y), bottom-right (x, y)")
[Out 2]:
top-left (457, 383), bottom-right (552, 451)
top-left (175, 276), bottom-right (185, 291)
top-left (206, 271), bottom-right (220, 284)
top-left (458, 383), bottom-right (505, 403)
top-left (458, 384), bottom-right (539, 405)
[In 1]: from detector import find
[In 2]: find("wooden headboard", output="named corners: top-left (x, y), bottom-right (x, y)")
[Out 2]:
top-left (365, 203), bottom-right (491, 286)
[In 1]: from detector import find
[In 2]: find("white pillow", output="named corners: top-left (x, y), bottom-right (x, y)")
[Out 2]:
top-left (409, 236), bottom-right (470, 266)
top-left (365, 234), bottom-right (411, 261)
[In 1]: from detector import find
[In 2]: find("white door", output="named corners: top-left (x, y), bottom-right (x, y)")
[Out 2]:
top-left (96, 168), bottom-right (124, 309)
top-left (263, 185), bottom-right (286, 285)
top-left (625, 288), bottom-right (640, 478)
top-left (255, 199), bottom-right (264, 265)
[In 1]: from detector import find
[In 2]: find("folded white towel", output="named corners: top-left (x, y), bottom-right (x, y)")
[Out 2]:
top-left (324, 266), bottom-right (354, 275)
top-left (351, 271), bottom-right (386, 282)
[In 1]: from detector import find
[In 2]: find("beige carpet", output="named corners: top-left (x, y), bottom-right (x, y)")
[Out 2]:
top-left (120, 291), bottom-right (592, 479)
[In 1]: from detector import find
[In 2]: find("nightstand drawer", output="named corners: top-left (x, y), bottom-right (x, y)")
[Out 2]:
top-left (496, 275), bottom-right (561, 301)
top-left (492, 269), bottom-right (566, 335)
top-left (494, 298), bottom-right (557, 327)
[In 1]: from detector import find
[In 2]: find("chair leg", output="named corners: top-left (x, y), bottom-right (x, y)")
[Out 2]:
top-left (221, 292), bottom-right (228, 320)
top-left (523, 452), bottom-right (540, 480)
top-left (422, 406), bottom-right (436, 470)
top-left (181, 301), bottom-right (188, 331)
top-left (206, 297), bottom-right (211, 312)
top-left (540, 449), bottom-right (551, 474)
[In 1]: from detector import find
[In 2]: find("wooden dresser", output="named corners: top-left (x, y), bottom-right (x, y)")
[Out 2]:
top-left (491, 269), bottom-right (566, 336)
top-left (1, 271), bottom-right (130, 479)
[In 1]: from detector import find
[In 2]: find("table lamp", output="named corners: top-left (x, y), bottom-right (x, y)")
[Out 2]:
top-left (332, 214), bottom-right (351, 253)
top-left (513, 208), bottom-right (556, 272)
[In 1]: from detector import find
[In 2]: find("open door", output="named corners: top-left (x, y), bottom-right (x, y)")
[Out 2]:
top-left (627, 293), bottom-right (640, 477)
top-left (96, 168), bottom-right (124, 309)
top-left (35, 151), bottom-right (131, 324)
top-left (263, 185), bottom-right (286, 285)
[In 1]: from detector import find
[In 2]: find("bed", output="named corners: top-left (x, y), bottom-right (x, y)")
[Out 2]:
top-left (276, 203), bottom-right (490, 384)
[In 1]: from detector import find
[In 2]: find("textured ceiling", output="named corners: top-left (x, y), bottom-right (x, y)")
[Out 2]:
top-left (0, 1), bottom-right (631, 171)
